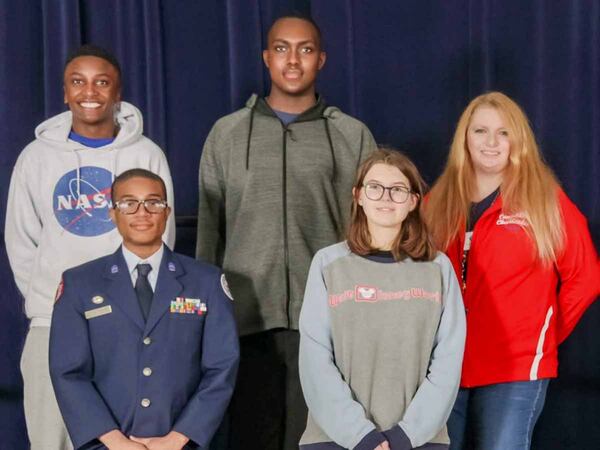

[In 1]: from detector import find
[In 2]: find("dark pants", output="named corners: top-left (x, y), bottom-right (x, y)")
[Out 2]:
top-left (448, 379), bottom-right (549, 450)
top-left (212, 329), bottom-right (307, 450)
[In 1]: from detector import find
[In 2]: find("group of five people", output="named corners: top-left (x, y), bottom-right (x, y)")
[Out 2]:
top-left (5, 12), bottom-right (599, 450)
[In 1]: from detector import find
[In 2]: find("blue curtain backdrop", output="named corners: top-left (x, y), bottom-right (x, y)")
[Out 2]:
top-left (0, 1), bottom-right (598, 448)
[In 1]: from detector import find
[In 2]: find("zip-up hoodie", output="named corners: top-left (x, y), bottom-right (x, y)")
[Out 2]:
top-left (196, 95), bottom-right (376, 336)
top-left (445, 190), bottom-right (599, 387)
top-left (5, 101), bottom-right (175, 327)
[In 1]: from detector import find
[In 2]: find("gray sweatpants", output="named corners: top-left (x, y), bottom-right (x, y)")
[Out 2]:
top-left (20, 326), bottom-right (73, 450)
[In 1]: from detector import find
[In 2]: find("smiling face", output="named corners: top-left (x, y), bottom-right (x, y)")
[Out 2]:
top-left (109, 176), bottom-right (170, 258)
top-left (467, 106), bottom-right (511, 177)
top-left (356, 163), bottom-right (417, 237)
top-left (262, 17), bottom-right (326, 104)
top-left (63, 55), bottom-right (121, 138)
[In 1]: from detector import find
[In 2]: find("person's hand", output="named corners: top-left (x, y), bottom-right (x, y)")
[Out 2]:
top-left (117, 443), bottom-right (148, 450)
top-left (130, 431), bottom-right (189, 450)
top-left (99, 429), bottom-right (148, 449)
top-left (374, 441), bottom-right (390, 450)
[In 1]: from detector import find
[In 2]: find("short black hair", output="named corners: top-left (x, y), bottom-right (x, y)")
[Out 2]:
top-left (64, 44), bottom-right (122, 81)
top-left (111, 169), bottom-right (167, 203)
top-left (267, 12), bottom-right (323, 49)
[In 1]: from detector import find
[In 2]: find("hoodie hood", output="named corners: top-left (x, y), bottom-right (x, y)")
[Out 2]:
top-left (33, 101), bottom-right (146, 208)
top-left (34, 101), bottom-right (144, 151)
top-left (246, 94), bottom-right (328, 121)
top-left (243, 94), bottom-right (336, 171)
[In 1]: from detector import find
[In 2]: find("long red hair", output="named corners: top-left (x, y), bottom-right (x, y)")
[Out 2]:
top-left (424, 92), bottom-right (564, 262)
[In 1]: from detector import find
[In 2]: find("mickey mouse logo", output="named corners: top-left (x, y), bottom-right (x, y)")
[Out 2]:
top-left (53, 166), bottom-right (115, 236)
top-left (355, 285), bottom-right (378, 302)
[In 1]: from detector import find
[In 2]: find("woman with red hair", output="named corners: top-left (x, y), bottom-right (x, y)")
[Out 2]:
top-left (424, 92), bottom-right (599, 450)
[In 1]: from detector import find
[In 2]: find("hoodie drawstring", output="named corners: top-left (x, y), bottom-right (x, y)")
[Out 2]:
top-left (74, 149), bottom-right (82, 203)
top-left (60, 148), bottom-right (84, 236)
top-left (110, 149), bottom-right (118, 204)
top-left (245, 107), bottom-right (255, 170)
top-left (323, 118), bottom-right (337, 182)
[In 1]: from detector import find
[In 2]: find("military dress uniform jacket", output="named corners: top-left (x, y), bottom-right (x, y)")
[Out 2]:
top-left (49, 246), bottom-right (240, 450)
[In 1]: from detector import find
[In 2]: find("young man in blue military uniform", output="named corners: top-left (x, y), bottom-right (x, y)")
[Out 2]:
top-left (49, 169), bottom-right (239, 450)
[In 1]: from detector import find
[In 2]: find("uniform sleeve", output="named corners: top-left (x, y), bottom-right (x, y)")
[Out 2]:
top-left (385, 254), bottom-right (466, 449)
top-left (4, 156), bottom-right (41, 297)
top-left (299, 252), bottom-right (386, 450)
top-left (554, 192), bottom-right (600, 343)
top-left (196, 127), bottom-right (226, 266)
top-left (172, 272), bottom-right (239, 447)
top-left (49, 272), bottom-right (119, 448)
top-left (154, 148), bottom-right (176, 250)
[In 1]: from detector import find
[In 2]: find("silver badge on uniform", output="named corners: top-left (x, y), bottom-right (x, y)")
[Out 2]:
top-left (220, 274), bottom-right (234, 301)
top-left (111, 265), bottom-right (119, 274)
top-left (92, 295), bottom-right (104, 305)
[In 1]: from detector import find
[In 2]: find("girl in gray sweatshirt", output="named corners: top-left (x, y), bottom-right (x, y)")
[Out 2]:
top-left (299, 148), bottom-right (466, 450)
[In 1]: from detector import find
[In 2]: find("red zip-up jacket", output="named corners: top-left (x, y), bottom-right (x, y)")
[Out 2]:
top-left (445, 189), bottom-right (599, 388)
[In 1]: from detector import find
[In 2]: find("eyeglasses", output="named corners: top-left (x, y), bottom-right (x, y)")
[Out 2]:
top-left (113, 199), bottom-right (168, 215)
top-left (362, 182), bottom-right (413, 204)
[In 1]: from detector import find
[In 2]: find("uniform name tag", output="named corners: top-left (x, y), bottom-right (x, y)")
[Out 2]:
top-left (84, 305), bottom-right (112, 319)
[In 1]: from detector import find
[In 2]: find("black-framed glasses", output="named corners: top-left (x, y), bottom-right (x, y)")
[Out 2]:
top-left (113, 199), bottom-right (168, 215)
top-left (362, 182), bottom-right (413, 204)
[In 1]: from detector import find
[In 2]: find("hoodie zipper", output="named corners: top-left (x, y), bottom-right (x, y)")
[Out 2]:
top-left (250, 97), bottom-right (328, 328)
top-left (282, 124), bottom-right (291, 327)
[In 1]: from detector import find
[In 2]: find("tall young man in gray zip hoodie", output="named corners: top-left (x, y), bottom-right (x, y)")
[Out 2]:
top-left (197, 13), bottom-right (376, 450)
top-left (5, 45), bottom-right (175, 450)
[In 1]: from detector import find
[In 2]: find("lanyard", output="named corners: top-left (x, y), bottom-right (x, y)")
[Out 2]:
top-left (461, 189), bottom-right (500, 292)
top-left (460, 231), bottom-right (473, 292)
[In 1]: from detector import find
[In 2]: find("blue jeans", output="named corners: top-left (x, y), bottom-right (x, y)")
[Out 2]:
top-left (448, 379), bottom-right (549, 450)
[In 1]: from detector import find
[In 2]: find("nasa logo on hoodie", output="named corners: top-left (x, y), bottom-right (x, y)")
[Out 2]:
top-left (53, 166), bottom-right (116, 236)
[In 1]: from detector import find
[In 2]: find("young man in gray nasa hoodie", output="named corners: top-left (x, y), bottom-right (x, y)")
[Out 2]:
top-left (5, 45), bottom-right (175, 450)
top-left (196, 13), bottom-right (376, 450)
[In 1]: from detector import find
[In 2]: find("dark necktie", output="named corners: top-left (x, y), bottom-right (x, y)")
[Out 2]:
top-left (135, 264), bottom-right (153, 320)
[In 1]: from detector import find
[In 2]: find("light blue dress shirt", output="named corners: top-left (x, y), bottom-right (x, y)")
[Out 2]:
top-left (121, 244), bottom-right (164, 292)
